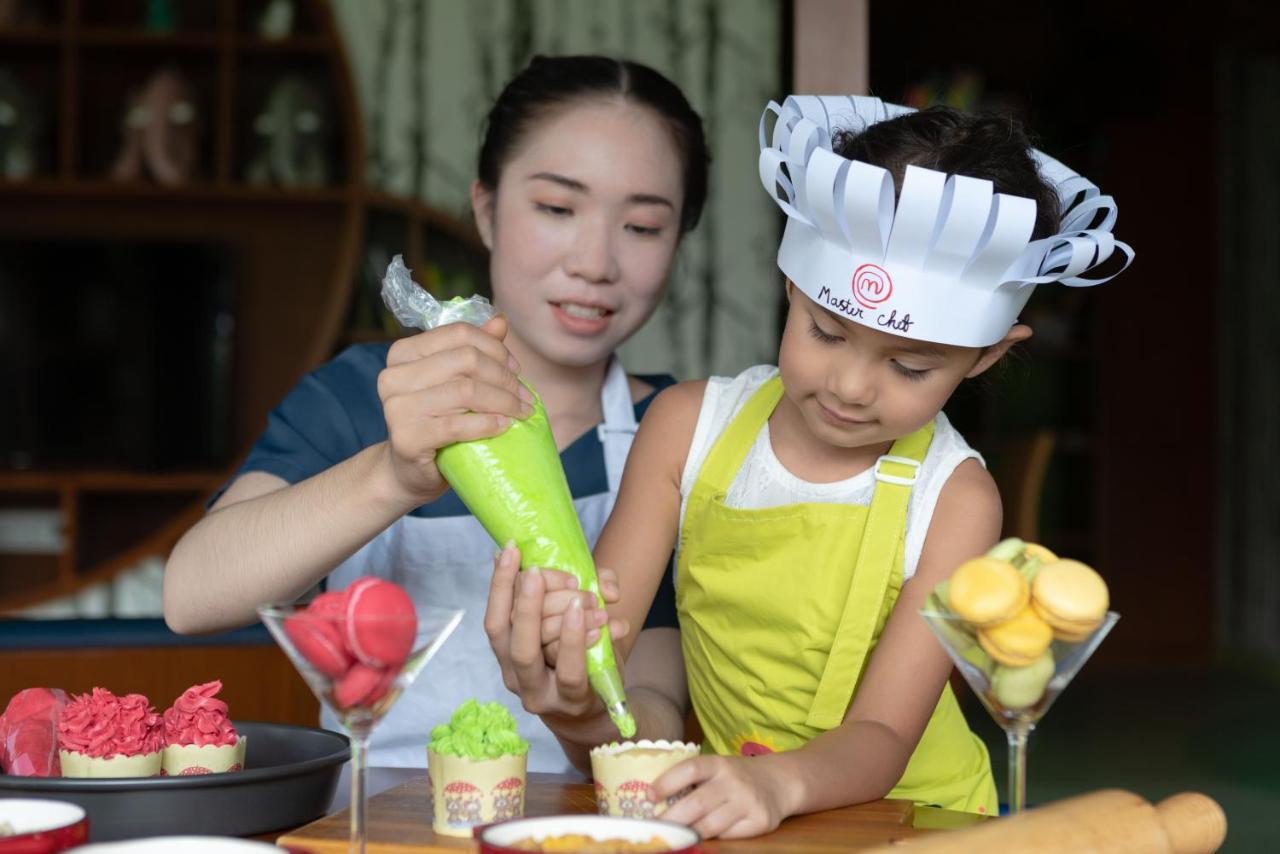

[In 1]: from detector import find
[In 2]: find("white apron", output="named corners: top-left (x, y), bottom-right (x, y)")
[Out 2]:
top-left (322, 358), bottom-right (638, 774)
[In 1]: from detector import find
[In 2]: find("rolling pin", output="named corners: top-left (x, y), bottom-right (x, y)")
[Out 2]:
top-left (867, 790), bottom-right (1227, 853)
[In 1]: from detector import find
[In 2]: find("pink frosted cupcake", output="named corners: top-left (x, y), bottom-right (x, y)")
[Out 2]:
top-left (161, 680), bottom-right (246, 775)
top-left (57, 688), bottom-right (163, 778)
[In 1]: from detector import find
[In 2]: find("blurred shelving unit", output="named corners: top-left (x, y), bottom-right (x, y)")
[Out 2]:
top-left (0, 0), bottom-right (485, 613)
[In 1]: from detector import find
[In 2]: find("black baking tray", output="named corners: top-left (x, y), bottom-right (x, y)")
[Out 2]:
top-left (0, 721), bottom-right (348, 841)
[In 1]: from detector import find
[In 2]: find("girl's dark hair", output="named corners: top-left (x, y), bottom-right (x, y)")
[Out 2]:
top-left (833, 106), bottom-right (1060, 240)
top-left (477, 55), bottom-right (709, 234)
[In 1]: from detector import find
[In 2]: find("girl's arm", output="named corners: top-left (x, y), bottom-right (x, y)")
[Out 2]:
top-left (595, 380), bottom-right (706, 660)
top-left (484, 546), bottom-right (691, 774)
top-left (655, 458), bottom-right (1002, 839)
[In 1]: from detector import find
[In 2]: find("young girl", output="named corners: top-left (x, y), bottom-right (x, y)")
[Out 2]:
top-left (162, 55), bottom-right (708, 775)
top-left (486, 94), bottom-right (1132, 836)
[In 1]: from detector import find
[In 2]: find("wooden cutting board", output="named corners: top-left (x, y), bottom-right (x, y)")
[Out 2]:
top-left (277, 774), bottom-right (929, 853)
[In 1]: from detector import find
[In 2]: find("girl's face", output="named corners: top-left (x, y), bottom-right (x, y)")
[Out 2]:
top-left (470, 99), bottom-right (685, 369)
top-left (776, 283), bottom-right (1026, 453)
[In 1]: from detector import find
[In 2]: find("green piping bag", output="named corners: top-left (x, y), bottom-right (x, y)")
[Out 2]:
top-left (381, 256), bottom-right (635, 737)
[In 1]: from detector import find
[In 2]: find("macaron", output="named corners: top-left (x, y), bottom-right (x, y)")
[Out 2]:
top-left (344, 578), bottom-right (417, 669)
top-left (1031, 559), bottom-right (1109, 641)
top-left (284, 610), bottom-right (353, 679)
top-left (959, 643), bottom-right (993, 674)
top-left (367, 668), bottom-right (400, 707)
top-left (991, 651), bottom-right (1055, 710)
top-left (985, 538), bottom-right (1026, 563)
top-left (977, 606), bottom-right (1054, 667)
top-left (1015, 543), bottom-right (1059, 582)
top-left (334, 663), bottom-right (388, 709)
top-left (310, 590), bottom-right (348, 633)
top-left (947, 557), bottom-right (1029, 627)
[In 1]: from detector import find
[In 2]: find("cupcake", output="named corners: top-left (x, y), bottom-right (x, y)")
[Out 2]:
top-left (427, 700), bottom-right (529, 837)
top-left (161, 680), bottom-right (246, 775)
top-left (57, 688), bottom-right (163, 778)
top-left (589, 740), bottom-right (700, 818)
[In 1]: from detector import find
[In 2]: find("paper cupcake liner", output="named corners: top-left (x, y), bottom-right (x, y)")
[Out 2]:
top-left (427, 747), bottom-right (527, 838)
top-left (161, 734), bottom-right (247, 775)
top-left (59, 749), bottom-right (163, 778)
top-left (588, 739), bottom-right (699, 818)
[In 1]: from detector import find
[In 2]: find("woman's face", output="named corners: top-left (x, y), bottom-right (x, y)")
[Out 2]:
top-left (471, 99), bottom-right (685, 369)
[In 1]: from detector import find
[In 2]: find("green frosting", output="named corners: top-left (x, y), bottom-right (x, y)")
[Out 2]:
top-left (429, 700), bottom-right (529, 759)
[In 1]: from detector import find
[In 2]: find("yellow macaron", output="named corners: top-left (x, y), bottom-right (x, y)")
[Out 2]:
top-left (991, 650), bottom-right (1056, 710)
top-left (947, 557), bottom-right (1029, 627)
top-left (977, 606), bottom-right (1054, 667)
top-left (1022, 543), bottom-right (1059, 564)
top-left (1031, 559), bottom-right (1109, 641)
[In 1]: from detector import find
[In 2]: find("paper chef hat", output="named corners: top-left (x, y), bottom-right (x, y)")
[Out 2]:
top-left (758, 95), bottom-right (1134, 347)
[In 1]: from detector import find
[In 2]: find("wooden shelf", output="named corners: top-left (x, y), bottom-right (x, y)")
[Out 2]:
top-left (0, 27), bottom-right (63, 46)
top-left (0, 177), bottom-right (354, 204)
top-left (77, 29), bottom-right (223, 51)
top-left (365, 190), bottom-right (484, 249)
top-left (0, 0), bottom-right (482, 615)
top-left (237, 35), bottom-right (334, 54)
top-left (0, 0), bottom-right (368, 613)
top-left (0, 471), bottom-right (225, 493)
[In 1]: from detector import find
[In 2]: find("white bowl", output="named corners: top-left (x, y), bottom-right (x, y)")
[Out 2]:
top-left (478, 814), bottom-right (702, 853)
top-left (71, 838), bottom-right (280, 852)
top-left (0, 799), bottom-right (88, 853)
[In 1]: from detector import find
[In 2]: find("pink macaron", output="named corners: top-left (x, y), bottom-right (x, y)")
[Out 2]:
top-left (343, 578), bottom-right (417, 669)
top-left (333, 663), bottom-right (388, 709)
top-left (284, 610), bottom-right (353, 679)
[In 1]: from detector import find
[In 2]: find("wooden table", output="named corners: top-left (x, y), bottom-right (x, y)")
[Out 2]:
top-left (277, 773), bottom-right (971, 853)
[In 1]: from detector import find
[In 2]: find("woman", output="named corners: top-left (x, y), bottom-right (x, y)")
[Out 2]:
top-left (163, 55), bottom-right (709, 775)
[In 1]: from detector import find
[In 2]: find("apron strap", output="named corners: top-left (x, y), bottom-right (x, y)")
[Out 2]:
top-left (682, 376), bottom-right (785, 538)
top-left (806, 420), bottom-right (935, 729)
top-left (596, 357), bottom-right (639, 518)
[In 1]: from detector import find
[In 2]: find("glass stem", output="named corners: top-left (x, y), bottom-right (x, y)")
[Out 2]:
top-left (349, 728), bottom-right (370, 854)
top-left (1006, 719), bottom-right (1032, 815)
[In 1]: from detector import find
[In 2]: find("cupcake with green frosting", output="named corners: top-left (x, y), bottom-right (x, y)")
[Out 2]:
top-left (427, 700), bottom-right (529, 837)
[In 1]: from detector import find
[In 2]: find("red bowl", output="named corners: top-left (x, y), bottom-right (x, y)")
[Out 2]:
top-left (477, 814), bottom-right (703, 853)
top-left (0, 799), bottom-right (88, 854)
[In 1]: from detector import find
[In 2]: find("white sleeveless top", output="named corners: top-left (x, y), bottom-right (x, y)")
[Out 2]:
top-left (677, 365), bottom-right (982, 583)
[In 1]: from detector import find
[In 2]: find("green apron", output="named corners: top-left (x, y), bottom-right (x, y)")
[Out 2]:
top-left (675, 376), bottom-right (997, 814)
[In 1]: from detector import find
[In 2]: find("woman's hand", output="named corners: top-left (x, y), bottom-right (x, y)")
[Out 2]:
top-left (483, 544), bottom-right (629, 721)
top-left (655, 755), bottom-right (798, 839)
top-left (376, 315), bottom-right (534, 505)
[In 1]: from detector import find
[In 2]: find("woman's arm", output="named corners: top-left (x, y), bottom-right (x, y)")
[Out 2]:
top-left (655, 458), bottom-right (1002, 838)
top-left (163, 452), bottom-right (417, 633)
top-left (164, 318), bottom-right (529, 633)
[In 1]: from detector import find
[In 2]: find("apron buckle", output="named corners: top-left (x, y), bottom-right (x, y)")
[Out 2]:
top-left (874, 454), bottom-right (921, 486)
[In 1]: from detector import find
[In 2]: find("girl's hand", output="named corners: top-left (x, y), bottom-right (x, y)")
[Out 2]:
top-left (483, 545), bottom-right (628, 721)
top-left (655, 755), bottom-right (797, 839)
top-left (535, 565), bottom-right (626, 667)
top-left (376, 315), bottom-right (533, 505)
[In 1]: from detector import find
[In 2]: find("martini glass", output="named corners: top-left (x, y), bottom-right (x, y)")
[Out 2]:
top-left (920, 608), bottom-right (1119, 814)
top-left (259, 602), bottom-right (463, 853)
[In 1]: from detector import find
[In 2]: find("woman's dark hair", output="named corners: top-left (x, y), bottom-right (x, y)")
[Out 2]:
top-left (833, 106), bottom-right (1060, 240)
top-left (477, 55), bottom-right (709, 234)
